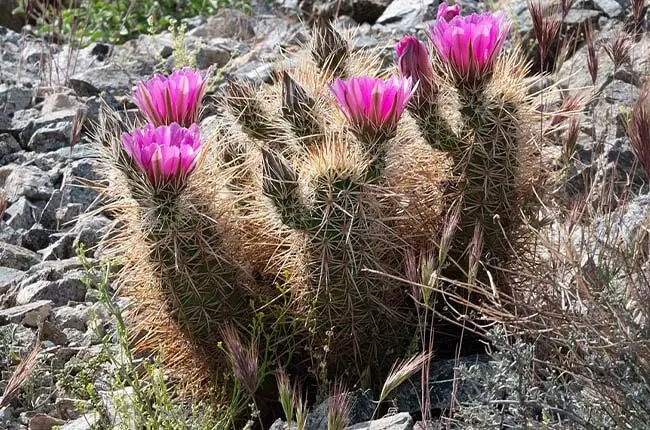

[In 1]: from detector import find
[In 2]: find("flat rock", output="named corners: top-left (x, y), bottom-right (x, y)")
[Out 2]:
top-left (376, 0), bottom-right (437, 27)
top-left (188, 10), bottom-right (256, 41)
top-left (592, 0), bottom-right (623, 17)
top-left (2, 165), bottom-right (53, 202)
top-left (0, 266), bottom-right (25, 290)
top-left (0, 300), bottom-right (52, 326)
top-left (16, 277), bottom-right (87, 307)
top-left (59, 412), bottom-right (100, 430)
top-left (0, 242), bottom-right (41, 270)
top-left (4, 196), bottom-right (37, 230)
top-left (0, 84), bottom-right (33, 112)
top-left (346, 413), bottom-right (413, 430)
top-left (69, 63), bottom-right (140, 97)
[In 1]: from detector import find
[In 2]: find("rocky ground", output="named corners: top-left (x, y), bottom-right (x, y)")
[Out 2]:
top-left (1, 0), bottom-right (649, 428)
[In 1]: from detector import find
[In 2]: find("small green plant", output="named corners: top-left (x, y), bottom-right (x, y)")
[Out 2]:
top-left (17, 0), bottom-right (252, 46)
top-left (62, 246), bottom-right (244, 429)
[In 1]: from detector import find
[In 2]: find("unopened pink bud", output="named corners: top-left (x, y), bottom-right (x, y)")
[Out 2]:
top-left (396, 35), bottom-right (436, 96)
top-left (437, 2), bottom-right (460, 22)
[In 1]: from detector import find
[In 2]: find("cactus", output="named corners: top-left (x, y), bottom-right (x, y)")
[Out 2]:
top-left (216, 26), bottom-right (451, 382)
top-left (397, 4), bottom-right (545, 292)
top-left (96, 71), bottom-right (263, 399)
top-left (97, 3), bottom-right (547, 414)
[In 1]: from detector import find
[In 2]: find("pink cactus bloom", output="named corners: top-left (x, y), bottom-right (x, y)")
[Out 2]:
top-left (396, 35), bottom-right (436, 96)
top-left (437, 2), bottom-right (460, 22)
top-left (121, 123), bottom-right (202, 187)
top-left (430, 7), bottom-right (510, 84)
top-left (328, 76), bottom-right (414, 139)
top-left (133, 68), bottom-right (209, 127)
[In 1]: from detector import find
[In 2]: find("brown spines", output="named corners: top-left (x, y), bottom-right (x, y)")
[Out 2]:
top-left (440, 52), bottom-right (544, 292)
top-left (311, 18), bottom-right (349, 78)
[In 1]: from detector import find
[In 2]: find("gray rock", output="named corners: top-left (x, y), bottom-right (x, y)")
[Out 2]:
top-left (39, 190), bottom-right (65, 230)
top-left (54, 304), bottom-right (90, 331)
top-left (396, 355), bottom-right (489, 414)
top-left (376, 0), bottom-right (437, 28)
top-left (2, 165), bottom-right (53, 202)
top-left (413, 422), bottom-right (441, 429)
top-left (0, 300), bottom-right (52, 326)
top-left (55, 203), bottom-right (83, 227)
top-left (53, 43), bottom-right (114, 77)
top-left (59, 412), bottom-right (101, 430)
top-left (188, 10), bottom-right (256, 41)
top-left (269, 419), bottom-right (297, 430)
top-left (195, 43), bottom-right (232, 70)
top-left (40, 233), bottom-right (76, 261)
top-left (0, 133), bottom-right (21, 160)
top-left (62, 158), bottom-right (103, 211)
top-left (0, 225), bottom-right (21, 246)
top-left (0, 266), bottom-right (25, 290)
top-left (4, 196), bottom-right (37, 230)
top-left (595, 193), bottom-right (650, 249)
top-left (0, 242), bottom-right (41, 270)
top-left (72, 216), bottom-right (112, 257)
top-left (28, 121), bottom-right (72, 153)
top-left (62, 327), bottom-right (93, 347)
top-left (69, 63), bottom-right (140, 97)
top-left (24, 258), bottom-right (85, 279)
top-left (0, 84), bottom-right (33, 112)
top-left (15, 276), bottom-right (87, 306)
top-left (20, 224), bottom-right (53, 252)
top-left (347, 413), bottom-right (413, 430)
top-left (592, 0), bottom-right (623, 17)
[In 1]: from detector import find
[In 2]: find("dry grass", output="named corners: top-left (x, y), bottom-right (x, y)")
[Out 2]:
top-left (0, 339), bottom-right (41, 408)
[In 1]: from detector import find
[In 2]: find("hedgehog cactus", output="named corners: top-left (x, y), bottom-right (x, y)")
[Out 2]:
top-left (220, 32), bottom-right (447, 380)
top-left (398, 4), bottom-right (541, 289)
top-left (98, 4), bottom-right (545, 414)
top-left (99, 69), bottom-right (261, 398)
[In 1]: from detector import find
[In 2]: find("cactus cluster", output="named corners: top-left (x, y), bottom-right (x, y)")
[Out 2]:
top-left (98, 2), bottom-right (546, 417)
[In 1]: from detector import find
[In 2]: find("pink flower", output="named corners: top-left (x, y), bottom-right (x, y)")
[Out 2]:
top-left (328, 76), bottom-right (414, 140)
top-left (121, 123), bottom-right (202, 187)
top-left (437, 2), bottom-right (460, 22)
top-left (396, 35), bottom-right (436, 97)
top-left (133, 68), bottom-right (209, 127)
top-left (430, 7), bottom-right (510, 85)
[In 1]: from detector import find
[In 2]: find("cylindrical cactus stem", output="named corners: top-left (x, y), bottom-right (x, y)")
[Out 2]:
top-left (302, 145), bottom-right (407, 378)
top-left (311, 18), bottom-right (349, 77)
top-left (394, 34), bottom-right (459, 152)
top-left (454, 86), bottom-right (521, 262)
top-left (410, 99), bottom-right (459, 152)
top-left (226, 79), bottom-right (278, 143)
top-left (139, 188), bottom-right (251, 336)
top-left (261, 148), bottom-right (311, 229)
top-left (281, 72), bottom-right (322, 142)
